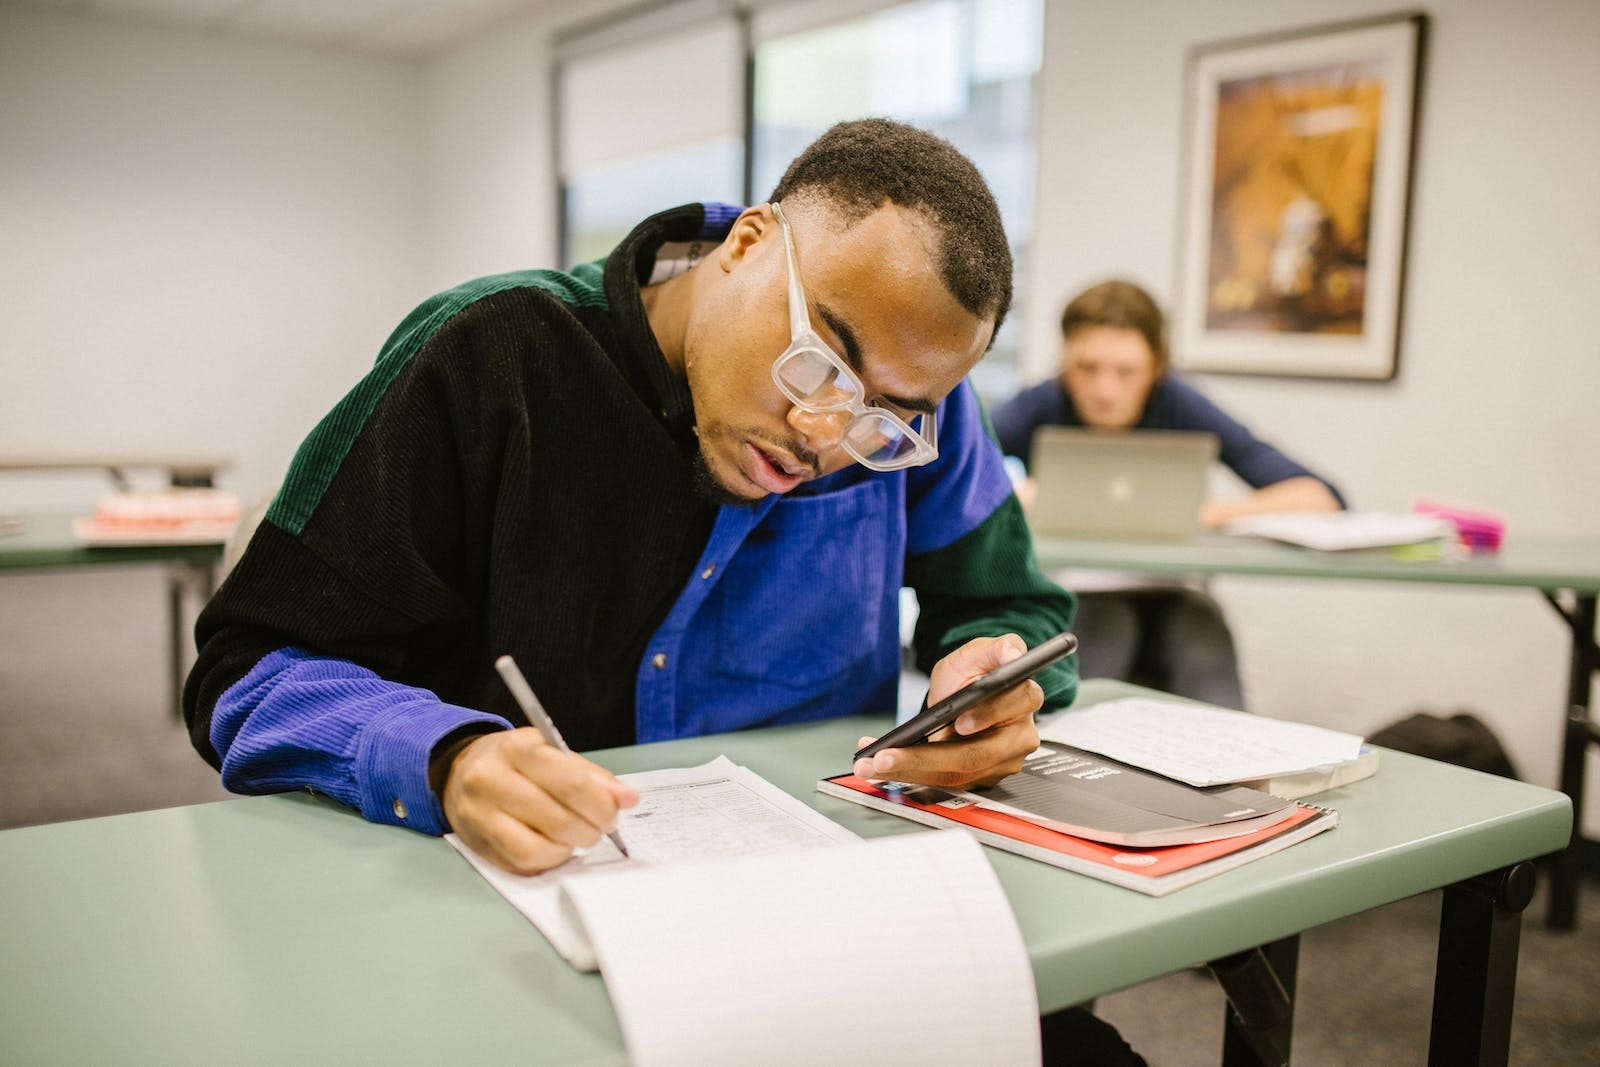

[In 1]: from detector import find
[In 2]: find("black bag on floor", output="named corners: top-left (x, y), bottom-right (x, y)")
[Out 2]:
top-left (1368, 710), bottom-right (1520, 779)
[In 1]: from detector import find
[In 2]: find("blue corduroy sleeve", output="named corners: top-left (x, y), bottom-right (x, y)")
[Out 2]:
top-left (211, 648), bottom-right (511, 835)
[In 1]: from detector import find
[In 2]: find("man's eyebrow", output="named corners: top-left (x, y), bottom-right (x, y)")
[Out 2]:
top-left (816, 303), bottom-right (938, 415)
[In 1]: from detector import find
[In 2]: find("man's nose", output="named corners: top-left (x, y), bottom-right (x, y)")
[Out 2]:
top-left (787, 406), bottom-right (851, 457)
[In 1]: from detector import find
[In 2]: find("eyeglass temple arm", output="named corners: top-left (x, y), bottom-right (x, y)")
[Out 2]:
top-left (772, 203), bottom-right (812, 339)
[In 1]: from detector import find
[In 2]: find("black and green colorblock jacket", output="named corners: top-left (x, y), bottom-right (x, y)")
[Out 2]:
top-left (184, 202), bottom-right (1077, 835)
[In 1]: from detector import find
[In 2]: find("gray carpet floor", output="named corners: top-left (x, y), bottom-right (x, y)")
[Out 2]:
top-left (4, 567), bottom-right (1597, 1064)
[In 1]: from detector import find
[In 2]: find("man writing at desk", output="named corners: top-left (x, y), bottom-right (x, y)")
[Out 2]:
top-left (185, 120), bottom-right (1076, 877)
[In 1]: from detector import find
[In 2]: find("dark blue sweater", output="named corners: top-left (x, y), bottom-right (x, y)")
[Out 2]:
top-left (989, 376), bottom-right (1345, 505)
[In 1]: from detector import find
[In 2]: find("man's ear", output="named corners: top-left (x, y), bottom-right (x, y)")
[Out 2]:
top-left (717, 204), bottom-right (775, 273)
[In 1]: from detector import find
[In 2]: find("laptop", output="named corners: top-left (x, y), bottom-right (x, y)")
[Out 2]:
top-left (1028, 427), bottom-right (1218, 541)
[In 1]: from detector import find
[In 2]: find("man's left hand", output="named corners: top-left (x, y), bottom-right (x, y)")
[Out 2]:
top-left (852, 633), bottom-right (1041, 789)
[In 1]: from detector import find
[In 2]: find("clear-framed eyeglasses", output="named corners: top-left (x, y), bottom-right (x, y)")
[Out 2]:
top-left (769, 201), bottom-right (939, 472)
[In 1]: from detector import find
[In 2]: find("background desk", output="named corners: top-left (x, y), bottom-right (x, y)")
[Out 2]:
top-left (0, 680), bottom-right (1568, 1065)
top-left (0, 511), bottom-right (222, 715)
top-left (1034, 532), bottom-right (1600, 931)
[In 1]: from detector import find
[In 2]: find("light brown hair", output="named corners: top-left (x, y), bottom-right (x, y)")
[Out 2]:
top-left (1059, 280), bottom-right (1168, 373)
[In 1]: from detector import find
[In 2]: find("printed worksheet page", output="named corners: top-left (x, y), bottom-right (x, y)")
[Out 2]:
top-left (446, 756), bottom-right (858, 969)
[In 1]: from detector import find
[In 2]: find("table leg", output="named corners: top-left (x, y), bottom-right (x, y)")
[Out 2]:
top-left (168, 560), bottom-right (217, 720)
top-left (168, 569), bottom-right (182, 719)
top-left (1542, 591), bottom-right (1597, 930)
top-left (1213, 935), bottom-right (1297, 1067)
top-left (1429, 862), bottom-right (1536, 1066)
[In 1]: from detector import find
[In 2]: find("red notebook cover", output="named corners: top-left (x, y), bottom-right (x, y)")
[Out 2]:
top-left (818, 774), bottom-right (1336, 895)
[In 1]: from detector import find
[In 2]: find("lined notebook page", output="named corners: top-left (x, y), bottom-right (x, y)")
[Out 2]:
top-left (563, 830), bottom-right (1039, 1067)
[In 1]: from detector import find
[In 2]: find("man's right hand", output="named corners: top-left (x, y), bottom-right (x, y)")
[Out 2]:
top-left (440, 727), bottom-right (639, 875)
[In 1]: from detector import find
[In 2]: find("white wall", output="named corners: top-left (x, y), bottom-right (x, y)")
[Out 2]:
top-left (418, 0), bottom-right (639, 287)
top-left (422, 11), bottom-right (559, 288)
top-left (1030, 0), bottom-right (1600, 828)
top-left (0, 9), bottom-right (428, 506)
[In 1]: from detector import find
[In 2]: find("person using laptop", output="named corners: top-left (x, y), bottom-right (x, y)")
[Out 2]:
top-left (990, 279), bottom-right (1344, 708)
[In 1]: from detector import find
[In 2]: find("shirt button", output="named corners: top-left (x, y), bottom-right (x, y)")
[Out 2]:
top-left (701, 564), bottom-right (716, 579)
top-left (652, 653), bottom-right (667, 669)
top-left (392, 797), bottom-right (408, 820)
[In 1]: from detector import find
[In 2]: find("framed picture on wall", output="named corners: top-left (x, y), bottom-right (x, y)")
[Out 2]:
top-left (1173, 12), bottom-right (1427, 379)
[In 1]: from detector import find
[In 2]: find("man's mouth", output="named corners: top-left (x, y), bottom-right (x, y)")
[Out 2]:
top-left (743, 441), bottom-right (806, 495)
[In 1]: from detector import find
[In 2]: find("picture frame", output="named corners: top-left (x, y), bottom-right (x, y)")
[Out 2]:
top-left (1173, 13), bottom-right (1427, 380)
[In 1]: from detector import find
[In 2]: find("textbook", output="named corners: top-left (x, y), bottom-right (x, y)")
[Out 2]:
top-left (942, 741), bottom-right (1297, 847)
top-left (449, 758), bottom-right (1043, 1065)
top-left (817, 774), bottom-right (1337, 896)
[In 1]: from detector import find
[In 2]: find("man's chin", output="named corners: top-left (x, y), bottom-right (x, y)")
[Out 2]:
top-left (690, 452), bottom-right (766, 508)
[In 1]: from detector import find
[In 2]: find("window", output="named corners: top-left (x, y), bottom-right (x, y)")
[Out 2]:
top-left (557, 16), bottom-right (747, 265)
top-left (751, 0), bottom-right (1043, 400)
top-left (555, 0), bottom-right (1044, 401)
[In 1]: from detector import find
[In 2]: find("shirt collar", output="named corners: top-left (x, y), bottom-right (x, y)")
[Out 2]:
top-left (603, 202), bottom-right (743, 441)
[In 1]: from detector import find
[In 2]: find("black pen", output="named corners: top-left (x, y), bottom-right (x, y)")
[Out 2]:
top-left (494, 654), bottom-right (630, 858)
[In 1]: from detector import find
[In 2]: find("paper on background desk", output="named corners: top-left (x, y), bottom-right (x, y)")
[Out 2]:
top-left (1223, 510), bottom-right (1453, 551)
top-left (449, 756), bottom-right (1040, 1066)
top-left (1039, 697), bottom-right (1364, 787)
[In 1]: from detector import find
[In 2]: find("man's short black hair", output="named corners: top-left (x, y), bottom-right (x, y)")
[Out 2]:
top-left (768, 118), bottom-right (1013, 339)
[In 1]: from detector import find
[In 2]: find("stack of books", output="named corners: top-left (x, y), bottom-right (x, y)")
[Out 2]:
top-left (72, 488), bottom-right (242, 546)
top-left (820, 697), bottom-right (1374, 895)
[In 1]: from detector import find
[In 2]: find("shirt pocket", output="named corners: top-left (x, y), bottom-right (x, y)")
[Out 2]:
top-left (716, 479), bottom-right (889, 689)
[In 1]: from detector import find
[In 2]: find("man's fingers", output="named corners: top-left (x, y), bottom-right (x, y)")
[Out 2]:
top-left (441, 727), bottom-right (640, 873)
top-left (495, 773), bottom-right (614, 850)
top-left (952, 677), bottom-right (1044, 736)
top-left (461, 811), bottom-right (578, 876)
top-left (854, 716), bottom-right (1038, 790)
top-left (925, 633), bottom-right (1027, 707)
top-left (499, 731), bottom-right (632, 835)
top-left (603, 777), bottom-right (642, 809)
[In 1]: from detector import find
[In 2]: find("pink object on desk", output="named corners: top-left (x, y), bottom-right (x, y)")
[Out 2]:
top-left (1414, 500), bottom-right (1505, 552)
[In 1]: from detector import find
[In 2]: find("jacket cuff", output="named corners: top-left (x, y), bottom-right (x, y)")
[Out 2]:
top-left (356, 700), bottom-right (510, 835)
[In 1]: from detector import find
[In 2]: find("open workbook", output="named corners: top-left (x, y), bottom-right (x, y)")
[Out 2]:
top-left (447, 757), bottom-right (1041, 1067)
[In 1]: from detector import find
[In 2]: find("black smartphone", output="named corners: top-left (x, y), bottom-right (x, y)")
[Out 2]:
top-left (854, 631), bottom-right (1078, 760)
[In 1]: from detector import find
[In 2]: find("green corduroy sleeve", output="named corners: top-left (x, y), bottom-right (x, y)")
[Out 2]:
top-left (904, 494), bottom-right (1079, 709)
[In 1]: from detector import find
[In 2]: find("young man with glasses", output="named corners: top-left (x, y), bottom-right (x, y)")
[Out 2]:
top-left (186, 119), bottom-right (1076, 876)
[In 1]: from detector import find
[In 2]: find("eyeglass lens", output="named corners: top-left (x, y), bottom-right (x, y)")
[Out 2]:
top-left (774, 346), bottom-right (859, 409)
top-left (844, 411), bottom-right (922, 466)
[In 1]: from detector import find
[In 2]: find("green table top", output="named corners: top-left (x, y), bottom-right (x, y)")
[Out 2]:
top-left (0, 680), bottom-right (1571, 1065)
top-left (1032, 530), bottom-right (1600, 593)
top-left (0, 511), bottom-right (224, 570)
